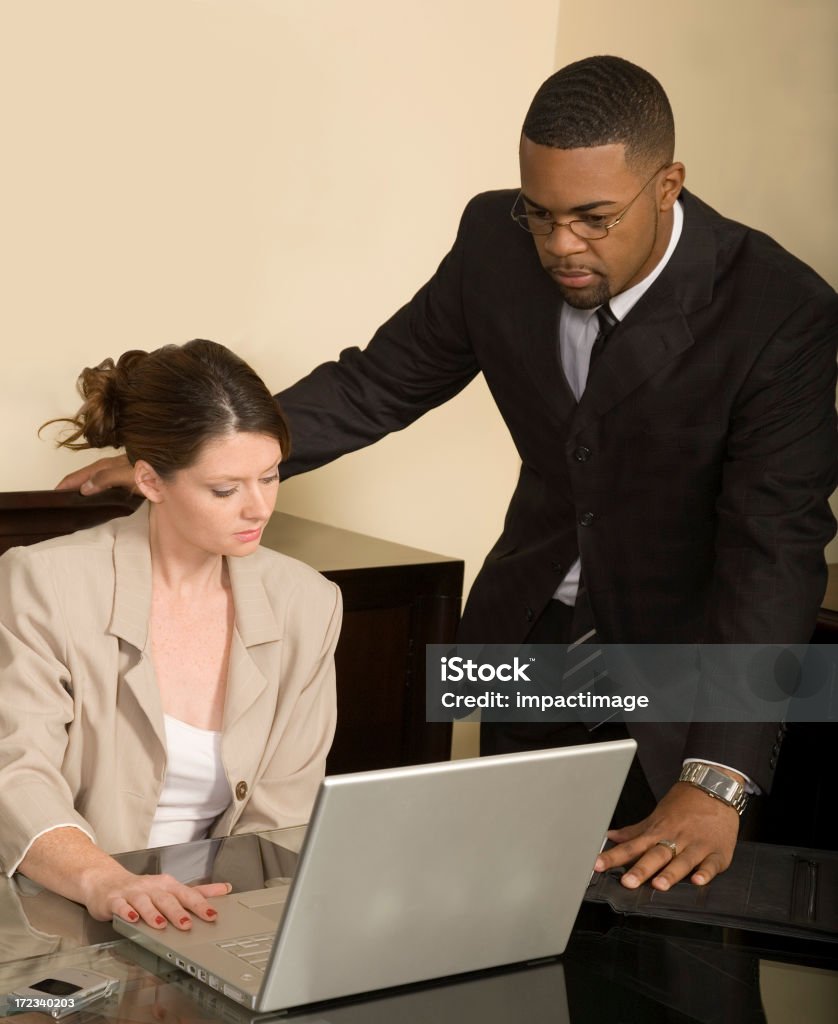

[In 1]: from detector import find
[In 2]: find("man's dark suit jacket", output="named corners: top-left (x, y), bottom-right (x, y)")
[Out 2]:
top-left (277, 188), bottom-right (838, 796)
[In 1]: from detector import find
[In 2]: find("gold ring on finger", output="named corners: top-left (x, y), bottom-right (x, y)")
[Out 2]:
top-left (655, 839), bottom-right (678, 857)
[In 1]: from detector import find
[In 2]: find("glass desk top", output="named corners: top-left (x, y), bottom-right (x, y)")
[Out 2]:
top-left (0, 830), bottom-right (835, 1024)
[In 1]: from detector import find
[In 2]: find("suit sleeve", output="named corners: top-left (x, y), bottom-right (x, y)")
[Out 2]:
top-left (686, 290), bottom-right (838, 789)
top-left (276, 200), bottom-right (482, 477)
top-left (0, 548), bottom-right (96, 875)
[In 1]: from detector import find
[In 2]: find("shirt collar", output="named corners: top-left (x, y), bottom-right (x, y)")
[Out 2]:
top-left (607, 197), bottom-right (684, 322)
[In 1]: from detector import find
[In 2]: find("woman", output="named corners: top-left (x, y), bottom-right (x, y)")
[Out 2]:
top-left (0, 340), bottom-right (340, 931)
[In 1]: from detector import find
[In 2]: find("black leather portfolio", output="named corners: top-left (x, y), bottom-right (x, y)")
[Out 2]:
top-left (585, 841), bottom-right (837, 942)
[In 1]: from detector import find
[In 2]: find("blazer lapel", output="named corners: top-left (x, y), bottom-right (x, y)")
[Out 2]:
top-left (108, 503), bottom-right (166, 757)
top-left (516, 255), bottom-right (577, 422)
top-left (574, 287), bottom-right (695, 424)
top-left (108, 508), bottom-right (283, 776)
top-left (574, 189), bottom-right (719, 427)
top-left (221, 554), bottom-right (282, 736)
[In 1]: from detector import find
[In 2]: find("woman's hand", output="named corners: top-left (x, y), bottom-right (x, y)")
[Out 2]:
top-left (54, 454), bottom-right (135, 494)
top-left (79, 861), bottom-right (232, 929)
top-left (19, 827), bottom-right (231, 929)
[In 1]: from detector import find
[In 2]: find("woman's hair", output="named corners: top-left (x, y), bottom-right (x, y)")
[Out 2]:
top-left (46, 339), bottom-right (290, 477)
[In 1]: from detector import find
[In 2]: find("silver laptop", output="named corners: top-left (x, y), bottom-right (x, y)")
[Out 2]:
top-left (114, 740), bottom-right (634, 1012)
top-left (162, 956), bottom-right (570, 1024)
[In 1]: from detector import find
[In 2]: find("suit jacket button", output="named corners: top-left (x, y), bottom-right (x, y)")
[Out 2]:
top-left (772, 743), bottom-right (780, 756)
top-left (573, 446), bottom-right (592, 462)
top-left (579, 511), bottom-right (596, 527)
top-left (526, 606), bottom-right (534, 621)
top-left (235, 781), bottom-right (248, 800)
top-left (769, 758), bottom-right (777, 771)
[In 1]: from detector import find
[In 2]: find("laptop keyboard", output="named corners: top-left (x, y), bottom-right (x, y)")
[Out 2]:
top-left (217, 932), bottom-right (275, 972)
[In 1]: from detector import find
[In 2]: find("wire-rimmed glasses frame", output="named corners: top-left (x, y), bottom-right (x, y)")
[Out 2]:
top-left (510, 162), bottom-right (671, 239)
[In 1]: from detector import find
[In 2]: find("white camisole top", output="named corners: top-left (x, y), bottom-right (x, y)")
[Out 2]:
top-left (147, 715), bottom-right (232, 847)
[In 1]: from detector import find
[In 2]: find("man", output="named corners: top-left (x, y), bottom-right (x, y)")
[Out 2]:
top-left (60, 57), bottom-right (838, 890)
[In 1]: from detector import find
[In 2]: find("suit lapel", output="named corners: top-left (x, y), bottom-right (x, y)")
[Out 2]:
top-left (108, 505), bottom-right (283, 764)
top-left (221, 555), bottom-right (282, 768)
top-left (574, 190), bottom-right (719, 428)
top-left (516, 254), bottom-right (577, 422)
top-left (109, 503), bottom-right (166, 756)
top-left (107, 507), bottom-right (282, 786)
top-left (574, 287), bottom-right (695, 424)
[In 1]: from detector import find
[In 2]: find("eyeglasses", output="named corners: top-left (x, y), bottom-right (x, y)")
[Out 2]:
top-left (510, 163), bottom-right (669, 239)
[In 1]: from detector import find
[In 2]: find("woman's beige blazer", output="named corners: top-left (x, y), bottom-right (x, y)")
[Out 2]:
top-left (0, 503), bottom-right (340, 874)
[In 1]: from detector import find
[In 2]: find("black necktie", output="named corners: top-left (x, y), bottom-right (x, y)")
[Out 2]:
top-left (563, 303), bottom-right (621, 727)
top-left (588, 302), bottom-right (619, 374)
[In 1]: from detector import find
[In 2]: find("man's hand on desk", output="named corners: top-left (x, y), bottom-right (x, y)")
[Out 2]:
top-left (593, 779), bottom-right (741, 891)
top-left (54, 454), bottom-right (135, 495)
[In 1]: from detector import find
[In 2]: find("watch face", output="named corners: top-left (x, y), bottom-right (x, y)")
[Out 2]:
top-left (683, 764), bottom-right (746, 814)
top-left (708, 776), bottom-right (736, 799)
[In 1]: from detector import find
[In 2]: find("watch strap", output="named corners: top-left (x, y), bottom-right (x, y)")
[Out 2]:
top-left (679, 761), bottom-right (749, 815)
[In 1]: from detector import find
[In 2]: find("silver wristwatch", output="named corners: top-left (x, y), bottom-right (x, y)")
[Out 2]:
top-left (678, 762), bottom-right (749, 816)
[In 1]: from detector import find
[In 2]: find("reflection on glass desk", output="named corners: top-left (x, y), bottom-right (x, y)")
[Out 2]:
top-left (0, 830), bottom-right (836, 1023)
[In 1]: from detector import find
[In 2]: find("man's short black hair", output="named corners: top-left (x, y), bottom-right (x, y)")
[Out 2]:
top-left (522, 56), bottom-right (675, 170)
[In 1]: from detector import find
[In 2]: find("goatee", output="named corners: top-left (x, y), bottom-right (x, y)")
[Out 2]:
top-left (556, 279), bottom-right (611, 309)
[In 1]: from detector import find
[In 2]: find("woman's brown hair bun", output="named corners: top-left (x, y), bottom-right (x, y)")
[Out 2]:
top-left (43, 340), bottom-right (289, 477)
top-left (42, 350), bottom-right (149, 451)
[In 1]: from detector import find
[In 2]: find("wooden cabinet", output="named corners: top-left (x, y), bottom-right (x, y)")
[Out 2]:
top-left (0, 491), bottom-right (463, 775)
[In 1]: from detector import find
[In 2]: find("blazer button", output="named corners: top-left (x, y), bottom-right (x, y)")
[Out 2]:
top-left (769, 758), bottom-right (777, 771)
top-left (579, 511), bottom-right (596, 527)
top-left (573, 446), bottom-right (592, 462)
top-left (525, 606), bottom-right (534, 622)
top-left (235, 780), bottom-right (248, 801)
top-left (772, 743), bottom-right (780, 756)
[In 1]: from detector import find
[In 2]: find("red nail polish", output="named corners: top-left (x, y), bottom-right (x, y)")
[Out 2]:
top-left (179, 916), bottom-right (190, 925)
top-left (155, 915), bottom-right (165, 925)
top-left (206, 908), bottom-right (217, 918)
top-left (127, 911), bottom-right (139, 921)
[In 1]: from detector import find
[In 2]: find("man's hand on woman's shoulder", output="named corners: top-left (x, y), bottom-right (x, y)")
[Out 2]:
top-left (55, 454), bottom-right (135, 495)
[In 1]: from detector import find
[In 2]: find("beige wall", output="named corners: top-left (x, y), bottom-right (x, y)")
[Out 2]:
top-left (2, 0), bottom-right (835, 585)
top-left (0, 0), bottom-right (558, 596)
top-left (555, 0), bottom-right (838, 560)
